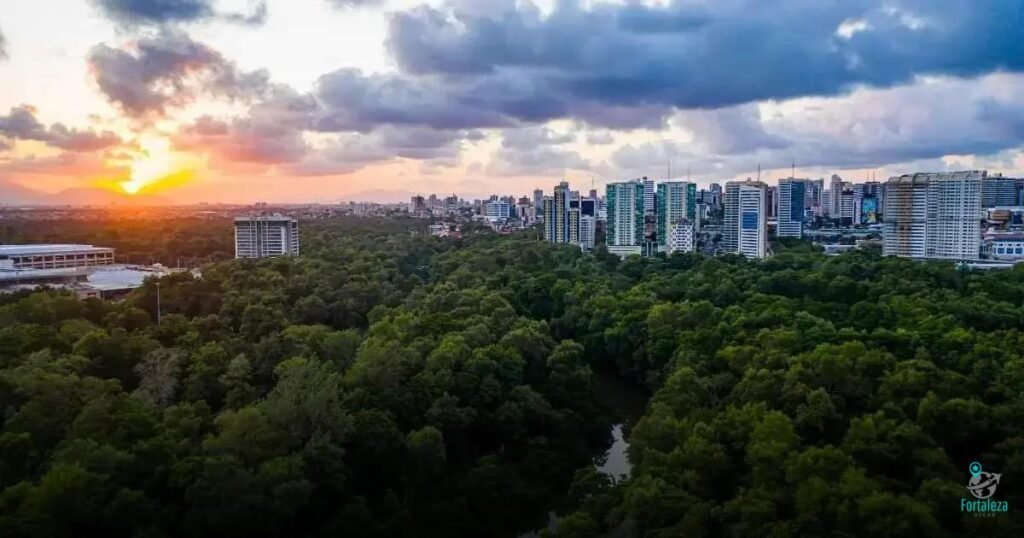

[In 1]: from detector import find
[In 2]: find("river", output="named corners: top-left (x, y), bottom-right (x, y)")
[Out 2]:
top-left (519, 368), bottom-right (649, 537)
top-left (592, 369), bottom-right (649, 479)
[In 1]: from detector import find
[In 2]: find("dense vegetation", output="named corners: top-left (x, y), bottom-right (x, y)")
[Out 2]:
top-left (2, 217), bottom-right (1023, 537)
top-left (0, 212), bottom-right (238, 265)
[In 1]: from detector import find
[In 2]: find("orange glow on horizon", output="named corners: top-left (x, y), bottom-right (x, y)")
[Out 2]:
top-left (119, 136), bottom-right (203, 195)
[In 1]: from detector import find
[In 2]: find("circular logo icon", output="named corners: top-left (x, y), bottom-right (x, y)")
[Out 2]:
top-left (966, 463), bottom-right (1001, 500)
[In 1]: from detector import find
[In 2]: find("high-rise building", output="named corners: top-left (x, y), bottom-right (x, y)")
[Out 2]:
top-left (579, 215), bottom-right (596, 250)
top-left (568, 207), bottom-right (581, 244)
top-left (853, 182), bottom-right (882, 224)
top-left (410, 195), bottom-right (426, 213)
top-left (981, 175), bottom-right (1021, 208)
top-left (725, 180), bottom-right (768, 258)
top-left (830, 174), bottom-right (843, 217)
top-left (606, 180), bottom-right (645, 253)
top-left (656, 181), bottom-right (696, 248)
top-left (738, 182), bottom-right (768, 258)
top-left (722, 182), bottom-right (741, 254)
top-left (553, 182), bottom-right (571, 243)
top-left (542, 197), bottom-right (555, 241)
top-left (580, 199), bottom-right (596, 217)
top-left (234, 215), bottom-right (299, 259)
top-left (777, 179), bottom-right (807, 238)
top-left (643, 177), bottom-right (656, 215)
top-left (765, 185), bottom-right (778, 220)
top-left (533, 189), bottom-right (545, 221)
top-left (840, 188), bottom-right (855, 224)
top-left (806, 178), bottom-right (825, 215)
top-left (883, 171), bottom-right (983, 260)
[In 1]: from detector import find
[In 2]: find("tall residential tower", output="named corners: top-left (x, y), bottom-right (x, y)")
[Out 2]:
top-left (234, 215), bottom-right (299, 259)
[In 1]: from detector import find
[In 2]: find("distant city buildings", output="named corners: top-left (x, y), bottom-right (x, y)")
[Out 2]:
top-left (883, 171), bottom-right (983, 260)
top-left (234, 215), bottom-right (300, 259)
top-left (411, 167), bottom-right (1005, 265)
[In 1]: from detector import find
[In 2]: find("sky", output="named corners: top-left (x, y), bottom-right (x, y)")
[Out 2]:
top-left (1, 0), bottom-right (1023, 204)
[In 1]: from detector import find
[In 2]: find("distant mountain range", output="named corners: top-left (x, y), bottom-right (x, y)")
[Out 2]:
top-left (0, 181), bottom-right (172, 207)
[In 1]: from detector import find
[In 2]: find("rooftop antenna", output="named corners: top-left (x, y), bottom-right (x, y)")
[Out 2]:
top-left (757, 164), bottom-right (761, 182)
top-left (792, 159), bottom-right (796, 180)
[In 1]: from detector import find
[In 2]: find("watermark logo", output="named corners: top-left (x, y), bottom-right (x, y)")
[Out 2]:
top-left (961, 461), bottom-right (1008, 514)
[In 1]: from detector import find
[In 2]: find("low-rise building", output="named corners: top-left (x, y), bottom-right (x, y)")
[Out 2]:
top-left (0, 244), bottom-right (115, 270)
top-left (984, 232), bottom-right (1024, 260)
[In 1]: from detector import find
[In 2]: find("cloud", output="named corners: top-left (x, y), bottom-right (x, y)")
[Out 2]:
top-left (0, 105), bottom-right (124, 152)
top-left (0, 27), bottom-right (7, 60)
top-left (88, 30), bottom-right (269, 117)
top-left (172, 85), bottom-right (318, 167)
top-left (487, 126), bottom-right (594, 176)
top-left (314, 68), bottom-right (512, 131)
top-left (326, 0), bottom-right (384, 8)
top-left (90, 0), bottom-right (267, 27)
top-left (0, 152), bottom-right (130, 179)
top-left (672, 105), bottom-right (790, 155)
top-left (606, 73), bottom-right (1024, 179)
top-left (386, 0), bottom-right (1024, 113)
top-left (501, 126), bottom-right (574, 150)
top-left (286, 126), bottom-right (472, 176)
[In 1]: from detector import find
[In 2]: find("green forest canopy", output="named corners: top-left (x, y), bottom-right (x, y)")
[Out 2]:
top-left (1, 217), bottom-right (1023, 537)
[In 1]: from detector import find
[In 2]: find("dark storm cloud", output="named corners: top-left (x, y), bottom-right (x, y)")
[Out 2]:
top-left (91, 0), bottom-right (267, 27)
top-left (387, 0), bottom-right (1024, 111)
top-left (313, 68), bottom-right (513, 131)
top-left (88, 31), bottom-right (269, 117)
top-left (0, 106), bottom-right (123, 152)
top-left (91, 0), bottom-right (214, 25)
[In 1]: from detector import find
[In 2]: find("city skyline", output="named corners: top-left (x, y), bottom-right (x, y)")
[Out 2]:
top-left (2, 0), bottom-right (1024, 205)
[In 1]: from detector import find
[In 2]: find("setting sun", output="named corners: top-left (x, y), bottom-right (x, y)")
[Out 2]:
top-left (120, 137), bottom-right (202, 195)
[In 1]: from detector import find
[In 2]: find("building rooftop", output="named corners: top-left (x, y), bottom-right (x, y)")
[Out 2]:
top-left (984, 233), bottom-right (1024, 242)
top-left (234, 214), bottom-right (297, 222)
top-left (0, 244), bottom-right (114, 256)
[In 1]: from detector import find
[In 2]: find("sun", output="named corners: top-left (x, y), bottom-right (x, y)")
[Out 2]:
top-left (120, 136), bottom-right (200, 195)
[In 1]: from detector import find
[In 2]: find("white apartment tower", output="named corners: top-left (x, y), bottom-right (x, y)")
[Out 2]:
top-left (725, 180), bottom-right (768, 258)
top-left (738, 182), bottom-right (768, 258)
top-left (234, 215), bottom-right (300, 259)
top-left (883, 171), bottom-right (983, 260)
